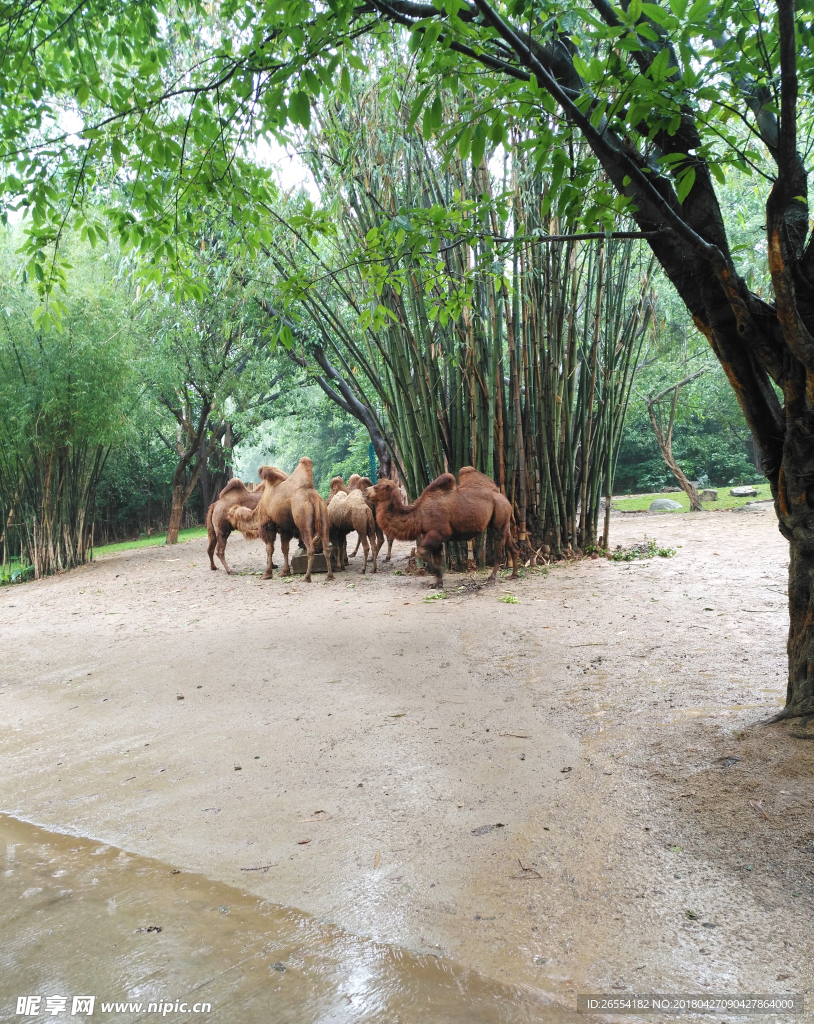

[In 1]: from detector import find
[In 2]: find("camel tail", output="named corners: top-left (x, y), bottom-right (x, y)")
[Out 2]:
top-left (206, 503), bottom-right (215, 542)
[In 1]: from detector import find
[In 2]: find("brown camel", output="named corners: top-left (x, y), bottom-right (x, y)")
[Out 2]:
top-left (206, 479), bottom-right (276, 576)
top-left (229, 457), bottom-right (334, 582)
top-left (365, 467), bottom-right (519, 587)
top-left (327, 476), bottom-right (378, 574)
top-left (348, 474), bottom-right (395, 562)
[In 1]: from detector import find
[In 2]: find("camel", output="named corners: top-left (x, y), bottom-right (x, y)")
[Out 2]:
top-left (228, 457), bottom-right (334, 582)
top-left (348, 474), bottom-right (395, 562)
top-left (327, 476), bottom-right (378, 574)
top-left (365, 466), bottom-right (519, 588)
top-left (206, 479), bottom-right (276, 576)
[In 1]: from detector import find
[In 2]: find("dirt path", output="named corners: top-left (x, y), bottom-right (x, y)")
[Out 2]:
top-left (2, 508), bottom-right (812, 1014)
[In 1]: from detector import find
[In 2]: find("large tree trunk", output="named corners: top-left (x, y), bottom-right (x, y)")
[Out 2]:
top-left (776, 418), bottom-right (814, 717)
top-left (785, 537), bottom-right (814, 717)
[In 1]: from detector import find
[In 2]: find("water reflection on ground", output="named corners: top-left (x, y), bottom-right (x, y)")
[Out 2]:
top-left (1, 816), bottom-right (580, 1023)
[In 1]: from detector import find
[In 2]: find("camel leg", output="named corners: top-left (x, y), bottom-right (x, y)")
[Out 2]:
top-left (359, 534), bottom-right (369, 574)
top-left (370, 530), bottom-right (378, 574)
top-left (216, 528), bottom-right (235, 575)
top-left (304, 541), bottom-right (314, 583)
top-left (262, 533), bottom-right (276, 580)
top-left (279, 535), bottom-right (292, 577)
top-left (207, 529), bottom-right (218, 570)
top-left (323, 523), bottom-right (335, 581)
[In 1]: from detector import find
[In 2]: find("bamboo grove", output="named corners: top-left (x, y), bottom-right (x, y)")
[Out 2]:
top-left (264, 83), bottom-right (656, 558)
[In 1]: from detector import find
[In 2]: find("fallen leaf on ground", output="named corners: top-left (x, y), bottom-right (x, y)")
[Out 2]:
top-left (500, 733), bottom-right (530, 739)
top-left (749, 799), bottom-right (770, 820)
top-left (373, 850), bottom-right (381, 868)
top-left (297, 839), bottom-right (311, 845)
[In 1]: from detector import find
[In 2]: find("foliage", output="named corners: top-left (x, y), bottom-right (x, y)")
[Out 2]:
top-left (0, 232), bottom-right (141, 574)
top-left (234, 387), bottom-right (370, 495)
top-left (608, 538), bottom-right (676, 561)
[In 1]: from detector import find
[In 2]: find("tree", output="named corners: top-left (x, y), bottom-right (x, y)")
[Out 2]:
top-left (5, 0), bottom-right (814, 715)
top-left (146, 239), bottom-right (283, 543)
top-left (640, 370), bottom-right (706, 510)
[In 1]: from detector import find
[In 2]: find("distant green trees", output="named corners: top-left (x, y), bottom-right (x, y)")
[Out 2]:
top-left (0, 237), bottom-right (141, 574)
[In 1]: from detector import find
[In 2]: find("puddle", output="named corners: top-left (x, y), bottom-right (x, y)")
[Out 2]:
top-left (0, 816), bottom-right (580, 1023)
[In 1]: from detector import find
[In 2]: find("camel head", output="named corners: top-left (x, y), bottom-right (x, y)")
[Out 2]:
top-left (258, 465), bottom-right (287, 486)
top-left (366, 478), bottom-right (402, 507)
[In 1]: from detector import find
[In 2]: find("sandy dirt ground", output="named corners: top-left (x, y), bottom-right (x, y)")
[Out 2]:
top-left (2, 506), bottom-right (813, 1016)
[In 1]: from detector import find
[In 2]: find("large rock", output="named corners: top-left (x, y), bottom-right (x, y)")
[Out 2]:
top-left (730, 486), bottom-right (758, 497)
top-left (650, 498), bottom-right (683, 511)
top-left (700, 489), bottom-right (718, 502)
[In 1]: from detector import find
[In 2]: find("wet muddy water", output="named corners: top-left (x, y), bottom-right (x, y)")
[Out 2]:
top-left (0, 816), bottom-right (580, 1024)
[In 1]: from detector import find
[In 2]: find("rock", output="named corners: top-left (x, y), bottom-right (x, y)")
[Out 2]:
top-left (290, 547), bottom-right (336, 574)
top-left (664, 486), bottom-right (681, 493)
top-left (700, 489), bottom-right (718, 502)
top-left (649, 498), bottom-right (683, 511)
top-left (737, 500), bottom-right (773, 513)
top-left (730, 486), bottom-right (758, 497)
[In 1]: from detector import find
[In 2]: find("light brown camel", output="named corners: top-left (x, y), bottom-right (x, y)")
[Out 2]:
top-left (327, 476), bottom-right (378, 574)
top-left (348, 474), bottom-right (395, 562)
top-left (206, 479), bottom-right (276, 576)
top-left (365, 466), bottom-right (519, 588)
top-left (229, 457), bottom-right (334, 582)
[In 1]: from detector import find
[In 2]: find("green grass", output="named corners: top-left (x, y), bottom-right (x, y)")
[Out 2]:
top-left (1, 559), bottom-right (34, 585)
top-left (613, 482), bottom-right (772, 513)
top-left (92, 526), bottom-right (208, 558)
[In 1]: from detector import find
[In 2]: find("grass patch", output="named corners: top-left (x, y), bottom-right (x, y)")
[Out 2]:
top-left (609, 538), bottom-right (676, 562)
top-left (92, 526), bottom-right (208, 558)
top-left (0, 560), bottom-right (34, 585)
top-left (613, 482), bottom-right (772, 513)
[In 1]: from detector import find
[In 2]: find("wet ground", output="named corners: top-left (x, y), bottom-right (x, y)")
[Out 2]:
top-left (1, 816), bottom-right (568, 1023)
top-left (1, 507), bottom-right (812, 1021)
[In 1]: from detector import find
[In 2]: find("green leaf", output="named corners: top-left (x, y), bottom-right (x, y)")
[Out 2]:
top-left (471, 121), bottom-right (487, 168)
top-left (675, 166), bottom-right (696, 204)
top-left (289, 91), bottom-right (311, 128)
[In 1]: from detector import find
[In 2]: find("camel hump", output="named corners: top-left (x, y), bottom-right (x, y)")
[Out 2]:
top-left (357, 476), bottom-right (373, 489)
top-left (291, 457), bottom-right (315, 487)
top-left (218, 477), bottom-right (246, 500)
top-left (424, 473), bottom-right (456, 496)
top-left (330, 475), bottom-right (348, 496)
top-left (458, 466), bottom-right (499, 491)
top-left (259, 465), bottom-right (287, 485)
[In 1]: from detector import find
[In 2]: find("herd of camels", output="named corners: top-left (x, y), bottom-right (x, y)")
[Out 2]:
top-left (206, 456), bottom-right (520, 588)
